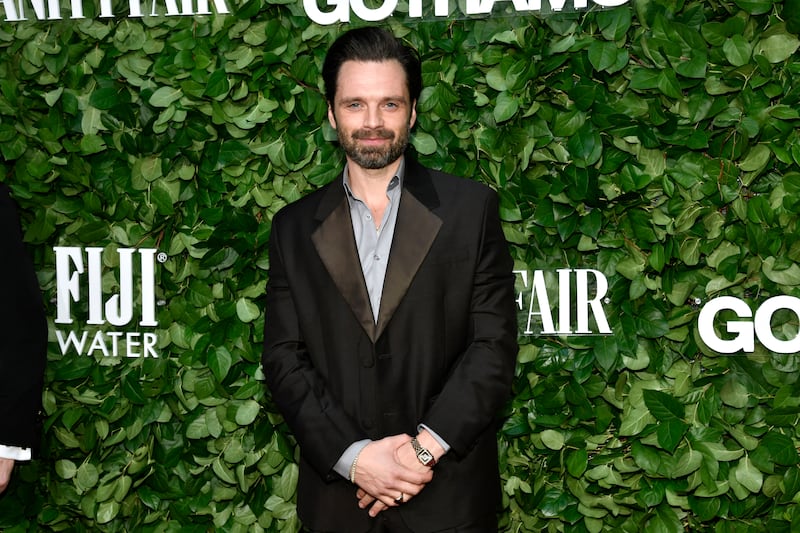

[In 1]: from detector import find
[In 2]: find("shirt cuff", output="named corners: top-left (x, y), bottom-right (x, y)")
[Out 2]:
top-left (418, 424), bottom-right (451, 454)
top-left (0, 445), bottom-right (32, 461)
top-left (333, 439), bottom-right (372, 480)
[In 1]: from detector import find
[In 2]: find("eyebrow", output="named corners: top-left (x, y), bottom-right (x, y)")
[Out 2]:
top-left (337, 95), bottom-right (408, 104)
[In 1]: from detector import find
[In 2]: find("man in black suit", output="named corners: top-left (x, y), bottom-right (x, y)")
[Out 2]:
top-left (0, 183), bottom-right (47, 494)
top-left (262, 27), bottom-right (517, 532)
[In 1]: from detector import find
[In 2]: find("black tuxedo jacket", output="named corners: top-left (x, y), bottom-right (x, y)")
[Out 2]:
top-left (262, 157), bottom-right (518, 532)
top-left (0, 184), bottom-right (47, 452)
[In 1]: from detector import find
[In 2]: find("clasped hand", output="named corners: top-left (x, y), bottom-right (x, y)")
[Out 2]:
top-left (0, 458), bottom-right (14, 494)
top-left (351, 434), bottom-right (433, 517)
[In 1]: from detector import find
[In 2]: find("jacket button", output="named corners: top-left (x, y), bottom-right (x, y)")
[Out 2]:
top-left (360, 353), bottom-right (374, 368)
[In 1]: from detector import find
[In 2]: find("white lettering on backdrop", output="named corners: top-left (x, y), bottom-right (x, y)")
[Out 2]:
top-left (54, 246), bottom-right (162, 358)
top-left (515, 268), bottom-right (612, 336)
top-left (0, 0), bottom-right (229, 21)
top-left (698, 295), bottom-right (800, 354)
top-left (303, 0), bottom-right (630, 25)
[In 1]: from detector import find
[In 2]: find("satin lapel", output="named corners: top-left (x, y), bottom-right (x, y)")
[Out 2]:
top-left (375, 175), bottom-right (442, 340)
top-left (311, 190), bottom-right (376, 341)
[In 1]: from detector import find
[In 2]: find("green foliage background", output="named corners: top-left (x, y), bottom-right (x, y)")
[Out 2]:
top-left (2, 0), bottom-right (800, 531)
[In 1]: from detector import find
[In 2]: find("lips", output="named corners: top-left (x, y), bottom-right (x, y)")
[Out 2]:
top-left (352, 129), bottom-right (394, 141)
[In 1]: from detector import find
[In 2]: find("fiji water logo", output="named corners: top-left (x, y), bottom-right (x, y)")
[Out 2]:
top-left (54, 246), bottom-right (164, 358)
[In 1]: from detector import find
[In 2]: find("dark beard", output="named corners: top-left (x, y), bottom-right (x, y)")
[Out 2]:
top-left (338, 126), bottom-right (409, 170)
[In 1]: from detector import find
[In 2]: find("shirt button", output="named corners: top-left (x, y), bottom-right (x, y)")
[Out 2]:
top-left (374, 254), bottom-right (380, 261)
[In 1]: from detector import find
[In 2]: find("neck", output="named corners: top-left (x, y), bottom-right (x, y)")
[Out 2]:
top-left (346, 157), bottom-right (402, 201)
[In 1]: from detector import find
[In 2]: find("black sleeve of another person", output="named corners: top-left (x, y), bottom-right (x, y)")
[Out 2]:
top-left (0, 184), bottom-right (47, 452)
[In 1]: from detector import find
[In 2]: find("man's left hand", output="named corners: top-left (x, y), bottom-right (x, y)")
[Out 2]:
top-left (356, 430), bottom-right (445, 515)
top-left (0, 458), bottom-right (15, 494)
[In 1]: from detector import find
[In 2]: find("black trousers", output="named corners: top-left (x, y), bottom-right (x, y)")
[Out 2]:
top-left (303, 508), bottom-right (496, 533)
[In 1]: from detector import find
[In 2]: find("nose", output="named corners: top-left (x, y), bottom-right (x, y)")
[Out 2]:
top-left (363, 106), bottom-right (383, 129)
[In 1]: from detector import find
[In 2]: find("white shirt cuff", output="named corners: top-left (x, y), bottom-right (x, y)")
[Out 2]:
top-left (333, 439), bottom-right (371, 480)
top-left (418, 424), bottom-right (451, 454)
top-left (0, 445), bottom-right (32, 461)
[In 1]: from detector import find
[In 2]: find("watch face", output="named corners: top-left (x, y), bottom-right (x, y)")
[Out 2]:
top-left (418, 449), bottom-right (434, 465)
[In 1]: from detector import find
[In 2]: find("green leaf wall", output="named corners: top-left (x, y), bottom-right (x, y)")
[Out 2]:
top-left (2, 0), bottom-right (800, 531)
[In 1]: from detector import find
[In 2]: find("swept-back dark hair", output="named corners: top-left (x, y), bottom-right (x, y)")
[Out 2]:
top-left (322, 26), bottom-right (422, 105)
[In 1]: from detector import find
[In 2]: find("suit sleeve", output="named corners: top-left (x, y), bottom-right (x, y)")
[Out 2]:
top-left (261, 213), bottom-right (365, 479)
top-left (0, 184), bottom-right (48, 452)
top-left (421, 189), bottom-right (518, 457)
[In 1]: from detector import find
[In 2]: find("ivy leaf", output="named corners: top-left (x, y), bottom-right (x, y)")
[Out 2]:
top-left (540, 429), bottom-right (565, 450)
top-left (0, 135), bottom-right (26, 160)
top-left (593, 336), bottom-right (619, 372)
top-left (636, 305), bottom-right (669, 338)
top-left (80, 134), bottom-right (106, 155)
top-left (754, 32), bottom-right (800, 63)
top-left (619, 407), bottom-right (655, 437)
top-left (149, 86), bottom-right (183, 107)
top-left (757, 431), bottom-right (800, 466)
top-left (186, 416), bottom-right (210, 440)
top-left (636, 478), bottom-right (665, 507)
top-left (55, 460), bottom-right (77, 479)
top-left (205, 68), bottom-right (230, 98)
top-left (597, 7), bottom-right (632, 41)
top-left (75, 462), bottom-right (99, 491)
top-left (275, 463), bottom-right (299, 500)
top-left (208, 347), bottom-right (233, 383)
top-left (588, 40), bottom-right (619, 72)
top-left (762, 257), bottom-right (800, 285)
top-left (724, 35), bottom-right (753, 66)
top-left (656, 419), bottom-right (689, 453)
top-left (566, 448), bottom-right (588, 477)
top-left (735, 455), bottom-right (763, 493)
top-left (96, 501), bottom-right (121, 524)
top-left (235, 400), bottom-right (261, 426)
top-left (217, 140), bottom-right (251, 168)
top-left (236, 297), bottom-right (261, 323)
top-left (656, 70), bottom-right (682, 99)
top-left (643, 389), bottom-right (685, 421)
top-left (213, 457), bottom-right (237, 485)
top-left (644, 504), bottom-right (684, 533)
top-left (494, 92), bottom-right (519, 123)
top-left (411, 131), bottom-right (437, 155)
top-left (80, 106), bottom-right (103, 135)
top-left (567, 125), bottom-right (603, 167)
top-left (89, 87), bottom-right (123, 110)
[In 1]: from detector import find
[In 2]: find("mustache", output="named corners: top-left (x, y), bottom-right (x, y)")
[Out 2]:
top-left (351, 129), bottom-right (395, 140)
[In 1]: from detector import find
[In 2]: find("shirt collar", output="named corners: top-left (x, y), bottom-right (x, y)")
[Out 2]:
top-left (343, 157), bottom-right (405, 200)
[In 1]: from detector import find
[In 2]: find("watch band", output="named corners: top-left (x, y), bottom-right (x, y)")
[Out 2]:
top-left (411, 437), bottom-right (436, 467)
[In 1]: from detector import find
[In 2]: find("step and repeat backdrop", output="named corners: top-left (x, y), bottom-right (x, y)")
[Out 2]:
top-left (1, 0), bottom-right (800, 531)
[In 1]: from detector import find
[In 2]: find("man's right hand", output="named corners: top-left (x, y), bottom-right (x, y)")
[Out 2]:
top-left (0, 458), bottom-right (14, 494)
top-left (351, 434), bottom-right (433, 516)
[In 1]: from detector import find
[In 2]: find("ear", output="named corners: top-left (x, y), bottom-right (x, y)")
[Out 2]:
top-left (327, 103), bottom-right (337, 130)
top-left (409, 100), bottom-right (417, 129)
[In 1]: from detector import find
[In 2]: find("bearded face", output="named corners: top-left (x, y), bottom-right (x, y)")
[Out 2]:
top-left (336, 123), bottom-right (410, 170)
top-left (328, 60), bottom-right (417, 172)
